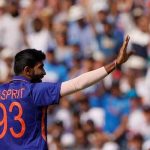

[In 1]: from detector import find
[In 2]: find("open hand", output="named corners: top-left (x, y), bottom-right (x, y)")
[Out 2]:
top-left (116, 35), bottom-right (132, 65)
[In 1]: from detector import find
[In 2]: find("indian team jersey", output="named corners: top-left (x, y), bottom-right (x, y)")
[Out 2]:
top-left (0, 76), bottom-right (61, 150)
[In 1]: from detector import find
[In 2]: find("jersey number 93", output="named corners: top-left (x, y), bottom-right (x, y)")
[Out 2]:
top-left (0, 102), bottom-right (26, 139)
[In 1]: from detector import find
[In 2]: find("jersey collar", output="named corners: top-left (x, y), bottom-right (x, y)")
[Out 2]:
top-left (12, 76), bottom-right (31, 82)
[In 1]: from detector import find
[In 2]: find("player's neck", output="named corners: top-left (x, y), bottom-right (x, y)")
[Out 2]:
top-left (17, 73), bottom-right (32, 81)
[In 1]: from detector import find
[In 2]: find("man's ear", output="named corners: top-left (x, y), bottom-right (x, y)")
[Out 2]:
top-left (23, 66), bottom-right (33, 76)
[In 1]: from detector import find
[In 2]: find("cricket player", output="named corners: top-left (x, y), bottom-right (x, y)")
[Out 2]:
top-left (0, 36), bottom-right (131, 149)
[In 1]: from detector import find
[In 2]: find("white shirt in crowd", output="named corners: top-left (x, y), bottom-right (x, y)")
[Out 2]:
top-left (0, 14), bottom-right (25, 52)
top-left (27, 29), bottom-right (54, 52)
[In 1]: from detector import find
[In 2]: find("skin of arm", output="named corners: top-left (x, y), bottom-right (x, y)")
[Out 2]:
top-left (60, 36), bottom-right (132, 97)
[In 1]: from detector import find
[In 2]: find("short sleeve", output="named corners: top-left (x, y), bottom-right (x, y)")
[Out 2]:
top-left (30, 82), bottom-right (61, 106)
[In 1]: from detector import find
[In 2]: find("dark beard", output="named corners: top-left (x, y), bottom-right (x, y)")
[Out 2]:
top-left (31, 78), bottom-right (42, 83)
top-left (11, 12), bottom-right (19, 17)
top-left (31, 76), bottom-right (43, 83)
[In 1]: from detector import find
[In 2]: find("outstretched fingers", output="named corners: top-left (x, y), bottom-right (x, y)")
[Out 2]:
top-left (116, 35), bottom-right (131, 64)
top-left (120, 35), bottom-right (130, 55)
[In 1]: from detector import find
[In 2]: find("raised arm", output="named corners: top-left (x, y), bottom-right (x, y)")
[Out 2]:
top-left (60, 36), bottom-right (131, 97)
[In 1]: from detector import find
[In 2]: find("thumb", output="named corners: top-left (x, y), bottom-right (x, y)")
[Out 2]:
top-left (127, 51), bottom-right (135, 58)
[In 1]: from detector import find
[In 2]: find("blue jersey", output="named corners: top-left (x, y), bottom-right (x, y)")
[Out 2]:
top-left (0, 76), bottom-right (61, 150)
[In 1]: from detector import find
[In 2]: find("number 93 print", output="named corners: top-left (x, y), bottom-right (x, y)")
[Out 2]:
top-left (0, 102), bottom-right (26, 139)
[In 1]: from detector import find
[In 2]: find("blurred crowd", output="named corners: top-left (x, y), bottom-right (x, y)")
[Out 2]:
top-left (0, 0), bottom-right (150, 149)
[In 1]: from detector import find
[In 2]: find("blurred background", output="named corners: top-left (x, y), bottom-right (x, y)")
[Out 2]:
top-left (0, 0), bottom-right (150, 149)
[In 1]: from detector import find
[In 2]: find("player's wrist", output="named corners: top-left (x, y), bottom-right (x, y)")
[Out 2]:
top-left (114, 59), bottom-right (120, 69)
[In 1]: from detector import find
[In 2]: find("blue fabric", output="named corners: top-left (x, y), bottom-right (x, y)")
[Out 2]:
top-left (0, 76), bottom-right (61, 150)
top-left (68, 22), bottom-right (97, 57)
top-left (96, 30), bottom-right (124, 58)
top-left (44, 61), bottom-right (68, 82)
top-left (102, 94), bottom-right (130, 133)
top-left (89, 93), bottom-right (108, 108)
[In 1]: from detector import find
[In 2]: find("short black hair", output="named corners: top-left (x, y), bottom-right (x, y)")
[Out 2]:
top-left (14, 49), bottom-right (46, 75)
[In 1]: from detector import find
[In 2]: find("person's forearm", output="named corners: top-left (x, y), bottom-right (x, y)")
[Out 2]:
top-left (61, 67), bottom-right (107, 96)
top-left (60, 61), bottom-right (117, 97)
